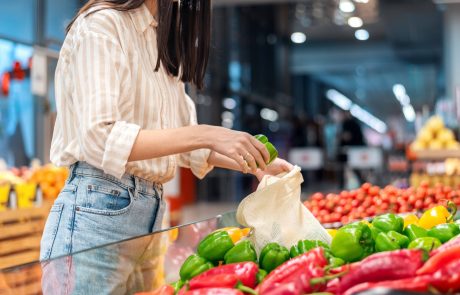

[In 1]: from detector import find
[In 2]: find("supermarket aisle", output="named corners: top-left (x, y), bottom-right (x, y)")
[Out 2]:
top-left (181, 202), bottom-right (238, 223)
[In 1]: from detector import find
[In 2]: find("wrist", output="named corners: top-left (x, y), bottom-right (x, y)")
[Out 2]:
top-left (196, 124), bottom-right (213, 149)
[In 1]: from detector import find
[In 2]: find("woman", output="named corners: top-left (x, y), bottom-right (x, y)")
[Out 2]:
top-left (40, 0), bottom-right (292, 294)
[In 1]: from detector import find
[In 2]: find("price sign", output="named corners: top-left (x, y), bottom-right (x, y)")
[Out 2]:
top-left (347, 147), bottom-right (383, 169)
top-left (288, 148), bottom-right (323, 170)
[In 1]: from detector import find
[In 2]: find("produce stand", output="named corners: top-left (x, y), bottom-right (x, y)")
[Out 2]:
top-left (0, 205), bottom-right (458, 295)
top-left (0, 202), bottom-right (51, 269)
top-left (413, 150), bottom-right (460, 161)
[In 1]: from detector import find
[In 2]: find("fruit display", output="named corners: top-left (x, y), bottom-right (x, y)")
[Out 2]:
top-left (29, 165), bottom-right (68, 200)
top-left (303, 182), bottom-right (460, 225)
top-left (0, 164), bottom-right (68, 209)
top-left (138, 203), bottom-right (460, 295)
top-left (410, 116), bottom-right (460, 151)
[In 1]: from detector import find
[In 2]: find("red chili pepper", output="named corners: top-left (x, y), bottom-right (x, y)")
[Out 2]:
top-left (187, 274), bottom-right (257, 295)
top-left (183, 288), bottom-right (244, 295)
top-left (258, 248), bottom-right (328, 295)
top-left (342, 276), bottom-right (431, 295)
top-left (430, 235), bottom-right (460, 256)
top-left (337, 249), bottom-right (425, 293)
top-left (134, 285), bottom-right (175, 295)
top-left (326, 278), bottom-right (340, 294)
top-left (328, 262), bottom-right (360, 275)
top-left (417, 245), bottom-right (460, 275)
top-left (261, 282), bottom-right (300, 295)
top-left (430, 258), bottom-right (460, 293)
top-left (189, 262), bottom-right (258, 289)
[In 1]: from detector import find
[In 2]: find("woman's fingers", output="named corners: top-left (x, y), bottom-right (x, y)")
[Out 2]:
top-left (243, 142), bottom-right (266, 171)
top-left (249, 135), bottom-right (270, 164)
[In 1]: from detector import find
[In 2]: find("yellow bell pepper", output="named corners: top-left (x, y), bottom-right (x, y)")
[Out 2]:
top-left (403, 214), bottom-right (419, 229)
top-left (327, 229), bottom-right (338, 238)
top-left (214, 227), bottom-right (251, 244)
top-left (418, 202), bottom-right (457, 229)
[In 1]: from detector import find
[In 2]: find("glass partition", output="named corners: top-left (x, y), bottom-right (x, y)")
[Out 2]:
top-left (0, 211), bottom-right (240, 294)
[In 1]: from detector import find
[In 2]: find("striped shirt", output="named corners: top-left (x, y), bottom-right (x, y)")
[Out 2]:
top-left (50, 3), bottom-right (213, 183)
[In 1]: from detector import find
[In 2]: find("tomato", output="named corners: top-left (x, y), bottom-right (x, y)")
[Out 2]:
top-left (323, 215), bottom-right (331, 223)
top-left (318, 199), bottom-right (326, 208)
top-left (435, 193), bottom-right (444, 202)
top-left (366, 206), bottom-right (376, 216)
top-left (351, 199), bottom-right (359, 207)
top-left (357, 206), bottom-right (365, 213)
top-left (369, 186), bottom-right (380, 196)
top-left (335, 206), bottom-right (344, 214)
top-left (420, 180), bottom-right (430, 188)
top-left (414, 199), bottom-right (423, 209)
top-left (350, 190), bottom-right (358, 198)
top-left (424, 197), bottom-right (434, 207)
top-left (344, 204), bottom-right (352, 214)
top-left (443, 186), bottom-right (452, 194)
top-left (341, 216), bottom-right (350, 224)
top-left (330, 213), bottom-right (341, 223)
top-left (311, 208), bottom-right (319, 215)
top-left (326, 193), bottom-right (336, 200)
top-left (361, 183), bottom-right (372, 192)
top-left (340, 191), bottom-right (350, 199)
top-left (381, 203), bottom-right (389, 210)
top-left (356, 193), bottom-right (365, 202)
top-left (312, 192), bottom-right (324, 201)
top-left (338, 198), bottom-right (347, 206)
top-left (399, 205), bottom-right (409, 213)
top-left (389, 196), bottom-right (398, 204)
top-left (408, 195), bottom-right (416, 204)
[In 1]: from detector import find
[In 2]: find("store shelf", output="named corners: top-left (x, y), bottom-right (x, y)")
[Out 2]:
top-left (413, 149), bottom-right (460, 160)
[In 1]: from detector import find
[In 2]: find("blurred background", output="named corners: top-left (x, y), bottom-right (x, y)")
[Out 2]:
top-left (0, 0), bottom-right (459, 223)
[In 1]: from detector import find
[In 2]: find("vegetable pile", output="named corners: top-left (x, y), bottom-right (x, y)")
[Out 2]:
top-left (137, 202), bottom-right (460, 295)
top-left (304, 182), bottom-right (460, 224)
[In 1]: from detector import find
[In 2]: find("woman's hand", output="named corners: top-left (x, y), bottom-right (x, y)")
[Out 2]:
top-left (253, 158), bottom-right (294, 181)
top-left (204, 126), bottom-right (270, 173)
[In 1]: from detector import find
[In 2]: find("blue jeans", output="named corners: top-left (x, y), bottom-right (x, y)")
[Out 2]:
top-left (40, 162), bottom-right (165, 295)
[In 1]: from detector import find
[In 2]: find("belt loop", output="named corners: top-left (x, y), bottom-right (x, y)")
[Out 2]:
top-left (66, 162), bottom-right (78, 184)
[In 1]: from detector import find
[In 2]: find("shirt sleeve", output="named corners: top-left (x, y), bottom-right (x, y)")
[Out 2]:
top-left (71, 31), bottom-right (140, 179)
top-left (177, 86), bottom-right (214, 179)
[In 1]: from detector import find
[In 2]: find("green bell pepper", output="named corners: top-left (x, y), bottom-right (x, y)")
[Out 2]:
top-left (179, 254), bottom-right (214, 281)
top-left (197, 231), bottom-right (234, 262)
top-left (290, 239), bottom-right (330, 258)
top-left (254, 134), bottom-right (278, 164)
top-left (387, 230), bottom-right (410, 248)
top-left (372, 213), bottom-right (404, 233)
top-left (223, 240), bottom-right (257, 264)
top-left (259, 242), bottom-right (290, 273)
top-left (170, 280), bottom-right (185, 293)
top-left (370, 226), bottom-right (382, 240)
top-left (403, 224), bottom-right (428, 242)
top-left (255, 134), bottom-right (268, 143)
top-left (408, 237), bottom-right (442, 252)
top-left (256, 269), bottom-right (267, 284)
top-left (331, 222), bottom-right (374, 263)
top-left (375, 232), bottom-right (400, 252)
top-left (328, 256), bottom-right (345, 268)
top-left (428, 223), bottom-right (460, 243)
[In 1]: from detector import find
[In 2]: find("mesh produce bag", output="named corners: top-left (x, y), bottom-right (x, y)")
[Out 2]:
top-left (236, 166), bottom-right (331, 252)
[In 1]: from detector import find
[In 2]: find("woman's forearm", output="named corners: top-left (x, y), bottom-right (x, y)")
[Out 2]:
top-left (207, 151), bottom-right (244, 172)
top-left (128, 125), bottom-right (210, 162)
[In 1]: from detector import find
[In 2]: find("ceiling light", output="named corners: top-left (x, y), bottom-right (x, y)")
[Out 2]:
top-left (339, 0), bottom-right (355, 13)
top-left (291, 32), bottom-right (307, 44)
top-left (355, 29), bottom-right (369, 41)
top-left (350, 105), bottom-right (388, 133)
top-left (402, 104), bottom-right (416, 122)
top-left (393, 84), bottom-right (411, 106)
top-left (354, 0), bottom-right (369, 3)
top-left (223, 97), bottom-right (237, 110)
top-left (260, 108), bottom-right (279, 122)
top-left (348, 17), bottom-right (363, 28)
top-left (326, 89), bottom-right (353, 110)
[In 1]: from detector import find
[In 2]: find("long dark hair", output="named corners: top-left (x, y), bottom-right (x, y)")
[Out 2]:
top-left (67, 0), bottom-right (211, 89)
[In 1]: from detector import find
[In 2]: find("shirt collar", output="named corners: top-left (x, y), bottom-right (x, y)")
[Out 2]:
top-left (129, 3), bottom-right (158, 33)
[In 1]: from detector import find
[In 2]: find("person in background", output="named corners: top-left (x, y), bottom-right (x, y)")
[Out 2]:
top-left (338, 110), bottom-right (366, 188)
top-left (40, 0), bottom-right (293, 294)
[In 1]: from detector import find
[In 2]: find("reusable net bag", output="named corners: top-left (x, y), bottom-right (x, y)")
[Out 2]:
top-left (236, 166), bottom-right (331, 252)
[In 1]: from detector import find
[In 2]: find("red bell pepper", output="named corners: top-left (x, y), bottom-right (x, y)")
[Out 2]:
top-left (430, 258), bottom-right (460, 293)
top-left (430, 235), bottom-right (460, 256)
top-left (183, 288), bottom-right (244, 295)
top-left (188, 262), bottom-right (258, 289)
top-left (134, 285), bottom-right (175, 295)
top-left (337, 249), bottom-right (425, 293)
top-left (257, 248), bottom-right (328, 295)
top-left (187, 274), bottom-right (256, 295)
top-left (342, 276), bottom-right (431, 295)
top-left (417, 245), bottom-right (460, 275)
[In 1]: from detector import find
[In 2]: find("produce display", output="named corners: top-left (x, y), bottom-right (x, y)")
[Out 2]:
top-left (410, 116), bottom-right (460, 151)
top-left (304, 182), bottom-right (460, 225)
top-left (0, 164), bottom-right (68, 209)
top-left (138, 203), bottom-right (460, 295)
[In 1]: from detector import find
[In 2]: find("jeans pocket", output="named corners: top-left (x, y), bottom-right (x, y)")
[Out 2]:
top-left (40, 203), bottom-right (64, 261)
top-left (76, 179), bottom-right (133, 216)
